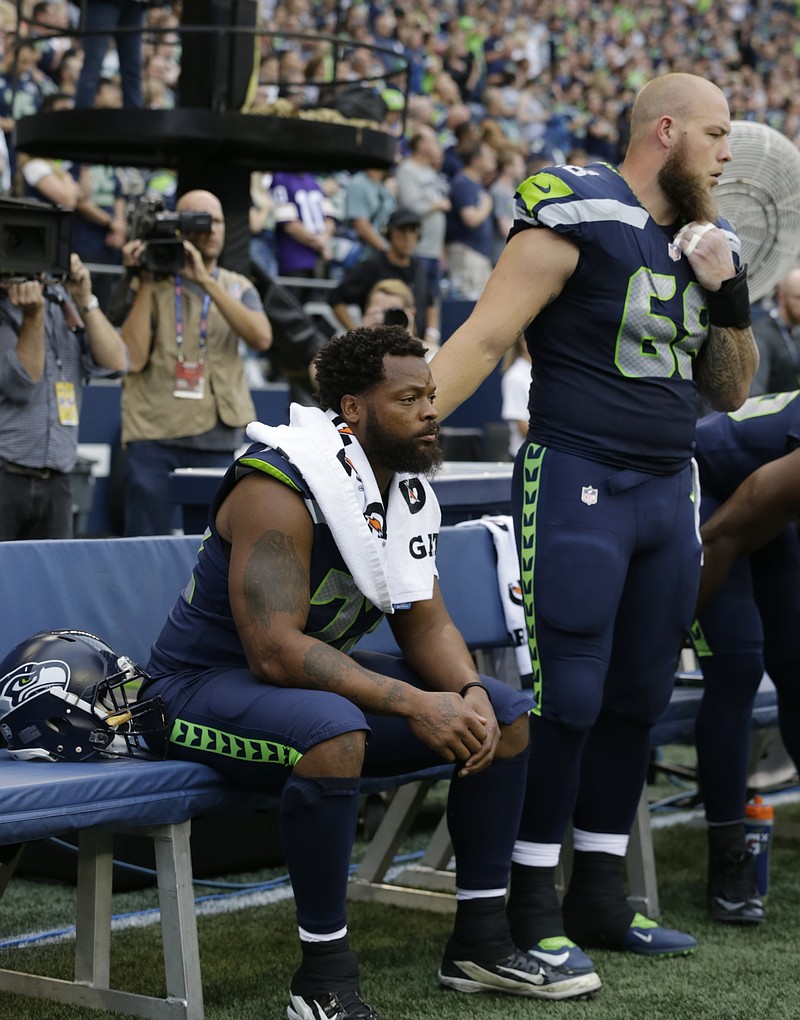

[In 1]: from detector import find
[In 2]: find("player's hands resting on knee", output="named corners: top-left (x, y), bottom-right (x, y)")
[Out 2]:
top-left (408, 688), bottom-right (499, 778)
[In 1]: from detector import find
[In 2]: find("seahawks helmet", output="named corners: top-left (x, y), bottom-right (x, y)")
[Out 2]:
top-left (0, 630), bottom-right (166, 762)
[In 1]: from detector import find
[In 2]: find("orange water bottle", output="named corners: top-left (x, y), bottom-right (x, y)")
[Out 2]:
top-left (744, 796), bottom-right (774, 897)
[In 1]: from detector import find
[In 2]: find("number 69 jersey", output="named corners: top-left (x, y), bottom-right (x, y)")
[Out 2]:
top-left (509, 162), bottom-right (743, 474)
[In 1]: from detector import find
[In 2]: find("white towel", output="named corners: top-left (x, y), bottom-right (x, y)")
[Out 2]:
top-left (456, 516), bottom-right (533, 680)
top-left (246, 405), bottom-right (440, 614)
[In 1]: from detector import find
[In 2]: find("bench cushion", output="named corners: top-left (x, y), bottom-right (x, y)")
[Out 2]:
top-left (0, 750), bottom-right (277, 846)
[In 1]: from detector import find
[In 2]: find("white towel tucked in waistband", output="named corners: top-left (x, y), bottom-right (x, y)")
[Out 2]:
top-left (246, 405), bottom-right (440, 614)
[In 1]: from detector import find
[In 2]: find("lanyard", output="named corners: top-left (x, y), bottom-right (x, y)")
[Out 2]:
top-left (174, 273), bottom-right (215, 364)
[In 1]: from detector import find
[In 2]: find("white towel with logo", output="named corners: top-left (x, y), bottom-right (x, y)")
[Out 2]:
top-left (246, 405), bottom-right (440, 613)
top-left (456, 516), bottom-right (533, 679)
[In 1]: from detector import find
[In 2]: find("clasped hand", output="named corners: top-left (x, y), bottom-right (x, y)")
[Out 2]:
top-left (673, 221), bottom-right (736, 291)
top-left (409, 689), bottom-right (499, 778)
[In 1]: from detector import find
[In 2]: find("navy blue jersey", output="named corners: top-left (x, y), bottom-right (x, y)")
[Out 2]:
top-left (694, 391), bottom-right (800, 500)
top-left (509, 162), bottom-right (742, 474)
top-left (146, 445), bottom-right (384, 684)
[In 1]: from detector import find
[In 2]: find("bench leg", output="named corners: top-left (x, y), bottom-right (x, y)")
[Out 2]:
top-left (151, 823), bottom-right (205, 1017)
top-left (75, 828), bottom-right (114, 986)
top-left (0, 843), bottom-right (24, 898)
top-left (625, 786), bottom-right (660, 919)
top-left (0, 822), bottom-right (204, 1020)
top-left (349, 780), bottom-right (455, 911)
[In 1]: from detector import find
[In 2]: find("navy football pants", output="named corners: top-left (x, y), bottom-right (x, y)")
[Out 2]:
top-left (512, 443), bottom-right (701, 842)
top-left (694, 496), bottom-right (800, 823)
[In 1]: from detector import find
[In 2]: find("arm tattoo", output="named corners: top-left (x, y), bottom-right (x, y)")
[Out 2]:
top-left (304, 643), bottom-right (405, 708)
top-left (695, 325), bottom-right (757, 410)
top-left (243, 530), bottom-right (307, 632)
top-left (513, 294), bottom-right (557, 342)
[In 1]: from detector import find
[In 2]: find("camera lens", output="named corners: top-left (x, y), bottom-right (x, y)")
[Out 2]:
top-left (383, 307), bottom-right (410, 329)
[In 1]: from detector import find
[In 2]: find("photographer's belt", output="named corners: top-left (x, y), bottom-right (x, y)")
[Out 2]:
top-left (173, 273), bottom-right (214, 400)
top-left (0, 458), bottom-right (62, 479)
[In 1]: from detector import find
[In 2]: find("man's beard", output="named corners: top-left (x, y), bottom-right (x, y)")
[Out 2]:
top-left (658, 136), bottom-right (718, 223)
top-left (363, 410), bottom-right (444, 477)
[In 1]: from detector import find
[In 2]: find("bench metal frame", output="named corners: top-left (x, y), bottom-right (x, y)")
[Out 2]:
top-left (0, 823), bottom-right (203, 1020)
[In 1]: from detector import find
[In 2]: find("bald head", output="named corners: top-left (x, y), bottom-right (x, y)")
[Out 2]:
top-left (177, 189), bottom-right (223, 218)
top-left (176, 190), bottom-right (225, 266)
top-left (628, 73), bottom-right (728, 148)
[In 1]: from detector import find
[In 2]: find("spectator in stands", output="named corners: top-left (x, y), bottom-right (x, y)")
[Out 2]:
top-left (0, 39), bottom-right (59, 136)
top-left (118, 189), bottom-right (272, 536)
top-left (249, 171), bottom-right (277, 280)
top-left (329, 208), bottom-right (434, 341)
top-left (16, 95), bottom-right (80, 209)
top-left (0, 250), bottom-right (128, 540)
top-left (441, 29), bottom-right (480, 103)
top-left (430, 72), bottom-right (758, 980)
top-left (444, 139), bottom-right (496, 300)
top-left (394, 125), bottom-right (450, 338)
top-left (441, 117), bottom-right (480, 179)
top-left (75, 0), bottom-right (147, 110)
top-left (692, 391), bottom-right (800, 927)
top-left (370, 7), bottom-right (405, 73)
top-left (270, 170), bottom-right (336, 303)
top-left (71, 161), bottom-right (127, 266)
top-left (343, 166), bottom-right (395, 263)
top-left (140, 49), bottom-right (176, 108)
top-left (516, 76), bottom-right (550, 155)
top-left (483, 14), bottom-right (514, 88)
top-left (138, 325), bottom-right (598, 1017)
top-left (54, 47), bottom-right (83, 96)
top-left (490, 146), bottom-right (526, 264)
top-left (749, 268), bottom-right (800, 395)
top-left (28, 0), bottom-right (74, 83)
top-left (68, 81), bottom-right (130, 283)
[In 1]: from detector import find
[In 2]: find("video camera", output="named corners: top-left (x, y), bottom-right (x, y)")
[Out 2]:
top-left (0, 197), bottom-right (72, 281)
top-left (128, 196), bottom-right (212, 275)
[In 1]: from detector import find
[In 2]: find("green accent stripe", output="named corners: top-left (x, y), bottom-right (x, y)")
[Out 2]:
top-left (170, 718), bottom-right (304, 767)
top-left (239, 457), bottom-right (302, 492)
top-left (689, 619), bottom-right (713, 658)
top-left (520, 443), bottom-right (546, 715)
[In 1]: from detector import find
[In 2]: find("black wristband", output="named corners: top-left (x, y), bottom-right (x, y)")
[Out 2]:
top-left (460, 681), bottom-right (491, 701)
top-left (705, 263), bottom-right (751, 329)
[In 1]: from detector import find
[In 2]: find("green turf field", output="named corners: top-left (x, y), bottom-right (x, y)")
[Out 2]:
top-left (0, 768), bottom-right (798, 1020)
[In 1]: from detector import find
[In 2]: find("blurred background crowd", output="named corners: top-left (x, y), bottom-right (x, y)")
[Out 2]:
top-left (0, 0), bottom-right (798, 366)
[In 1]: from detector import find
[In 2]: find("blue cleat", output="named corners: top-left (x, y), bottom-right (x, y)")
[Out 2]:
top-left (528, 936), bottom-right (597, 976)
top-left (622, 913), bottom-right (698, 957)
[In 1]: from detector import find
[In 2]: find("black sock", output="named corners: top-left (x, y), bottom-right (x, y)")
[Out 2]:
top-left (708, 821), bottom-right (746, 861)
top-left (450, 895), bottom-right (514, 959)
top-left (506, 862), bottom-right (564, 949)
top-left (562, 851), bottom-right (634, 949)
top-left (292, 935), bottom-right (360, 996)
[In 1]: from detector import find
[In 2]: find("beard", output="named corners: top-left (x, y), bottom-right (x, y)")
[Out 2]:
top-left (657, 136), bottom-right (718, 223)
top-left (363, 410), bottom-right (444, 477)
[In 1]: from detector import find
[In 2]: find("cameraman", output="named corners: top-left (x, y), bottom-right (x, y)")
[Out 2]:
top-left (0, 254), bottom-right (128, 541)
top-left (119, 189), bottom-right (272, 536)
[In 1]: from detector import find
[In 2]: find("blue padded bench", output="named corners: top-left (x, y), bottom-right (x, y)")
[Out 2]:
top-left (0, 529), bottom-right (509, 1015)
top-left (0, 530), bottom-right (781, 1018)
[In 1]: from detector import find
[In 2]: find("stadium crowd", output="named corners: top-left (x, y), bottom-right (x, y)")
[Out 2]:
top-left (0, 0), bottom-right (797, 312)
